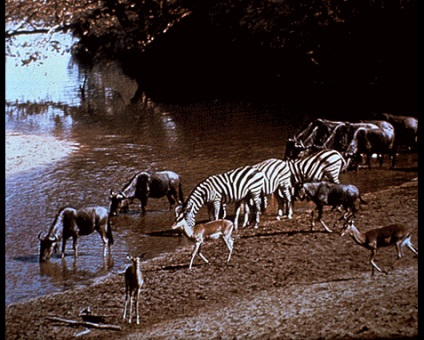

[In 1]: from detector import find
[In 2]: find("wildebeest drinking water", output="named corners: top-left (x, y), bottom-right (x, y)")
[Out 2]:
top-left (38, 206), bottom-right (113, 262)
top-left (109, 170), bottom-right (184, 215)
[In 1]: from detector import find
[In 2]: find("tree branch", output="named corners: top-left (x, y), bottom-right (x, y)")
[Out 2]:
top-left (5, 24), bottom-right (71, 39)
top-left (46, 316), bottom-right (122, 331)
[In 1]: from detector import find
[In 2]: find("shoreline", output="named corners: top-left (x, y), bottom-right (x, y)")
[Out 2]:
top-left (6, 179), bottom-right (418, 339)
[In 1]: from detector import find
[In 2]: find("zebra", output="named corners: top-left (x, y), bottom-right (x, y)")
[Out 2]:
top-left (173, 166), bottom-right (265, 230)
top-left (231, 158), bottom-right (292, 222)
top-left (284, 148), bottom-right (346, 198)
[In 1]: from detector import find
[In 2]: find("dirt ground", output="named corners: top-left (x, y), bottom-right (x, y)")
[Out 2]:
top-left (5, 177), bottom-right (418, 339)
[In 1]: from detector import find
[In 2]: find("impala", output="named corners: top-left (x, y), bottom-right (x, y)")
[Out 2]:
top-left (172, 216), bottom-right (234, 270)
top-left (341, 218), bottom-right (418, 276)
top-left (123, 254), bottom-right (145, 325)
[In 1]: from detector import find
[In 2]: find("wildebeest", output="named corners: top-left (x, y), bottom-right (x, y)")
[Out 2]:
top-left (297, 181), bottom-right (367, 233)
top-left (38, 206), bottom-right (113, 262)
top-left (285, 119), bottom-right (345, 160)
top-left (285, 119), bottom-right (398, 171)
top-left (379, 113), bottom-right (418, 155)
top-left (344, 120), bottom-right (395, 170)
top-left (109, 170), bottom-right (184, 216)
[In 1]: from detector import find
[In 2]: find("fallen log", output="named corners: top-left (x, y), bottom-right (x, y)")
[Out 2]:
top-left (46, 316), bottom-right (121, 331)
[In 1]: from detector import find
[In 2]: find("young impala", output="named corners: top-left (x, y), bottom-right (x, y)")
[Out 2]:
top-left (123, 254), bottom-right (145, 325)
top-left (341, 218), bottom-right (418, 276)
top-left (172, 216), bottom-right (234, 270)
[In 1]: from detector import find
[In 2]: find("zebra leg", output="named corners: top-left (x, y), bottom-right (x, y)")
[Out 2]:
top-left (252, 195), bottom-right (261, 229)
top-left (241, 202), bottom-right (251, 228)
top-left (276, 186), bottom-right (293, 220)
top-left (234, 204), bottom-right (241, 230)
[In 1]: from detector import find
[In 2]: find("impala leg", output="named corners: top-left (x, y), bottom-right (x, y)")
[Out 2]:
top-left (370, 249), bottom-right (386, 276)
top-left (135, 289), bottom-right (140, 325)
top-left (198, 248), bottom-right (209, 264)
top-left (123, 289), bottom-right (129, 320)
top-left (403, 236), bottom-right (418, 257)
top-left (222, 236), bottom-right (233, 262)
top-left (190, 242), bottom-right (205, 269)
top-left (128, 293), bottom-right (134, 324)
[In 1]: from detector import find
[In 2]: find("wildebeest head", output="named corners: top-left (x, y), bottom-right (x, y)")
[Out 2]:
top-left (109, 189), bottom-right (128, 216)
top-left (38, 231), bottom-right (59, 262)
top-left (298, 182), bottom-right (331, 204)
top-left (284, 138), bottom-right (306, 160)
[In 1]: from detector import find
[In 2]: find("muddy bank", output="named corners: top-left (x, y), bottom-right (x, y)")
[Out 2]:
top-left (5, 179), bottom-right (418, 339)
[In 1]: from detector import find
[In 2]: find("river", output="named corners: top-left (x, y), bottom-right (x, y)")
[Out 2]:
top-left (5, 34), bottom-right (418, 305)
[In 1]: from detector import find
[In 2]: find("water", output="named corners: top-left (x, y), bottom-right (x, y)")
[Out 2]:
top-left (5, 35), bottom-right (418, 305)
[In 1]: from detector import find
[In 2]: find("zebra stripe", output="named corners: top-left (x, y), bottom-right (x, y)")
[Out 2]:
top-left (252, 158), bottom-right (293, 219)
top-left (176, 166), bottom-right (265, 229)
top-left (288, 149), bottom-right (346, 186)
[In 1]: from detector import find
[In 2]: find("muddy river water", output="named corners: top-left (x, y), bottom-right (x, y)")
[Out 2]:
top-left (5, 42), bottom-right (418, 305)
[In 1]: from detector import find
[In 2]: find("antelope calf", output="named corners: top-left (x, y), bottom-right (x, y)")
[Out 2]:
top-left (123, 254), bottom-right (145, 325)
top-left (171, 218), bottom-right (234, 270)
top-left (341, 218), bottom-right (418, 276)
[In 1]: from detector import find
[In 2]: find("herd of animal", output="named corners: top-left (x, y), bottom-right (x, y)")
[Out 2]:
top-left (37, 112), bottom-right (418, 325)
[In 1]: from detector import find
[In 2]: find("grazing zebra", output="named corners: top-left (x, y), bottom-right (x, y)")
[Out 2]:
top-left (286, 149), bottom-right (346, 195)
top-left (173, 166), bottom-right (265, 230)
top-left (232, 158), bottom-right (292, 221)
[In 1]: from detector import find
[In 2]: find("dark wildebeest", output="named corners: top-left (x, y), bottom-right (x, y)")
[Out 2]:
top-left (285, 119), bottom-right (345, 160)
top-left (297, 181), bottom-right (367, 233)
top-left (109, 170), bottom-right (184, 216)
top-left (379, 113), bottom-right (418, 157)
top-left (38, 206), bottom-right (113, 262)
top-left (343, 120), bottom-right (395, 170)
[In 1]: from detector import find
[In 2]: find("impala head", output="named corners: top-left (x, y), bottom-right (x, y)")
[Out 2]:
top-left (341, 217), bottom-right (355, 237)
top-left (126, 253), bottom-right (146, 264)
top-left (38, 231), bottom-right (58, 262)
top-left (172, 205), bottom-right (189, 230)
top-left (109, 189), bottom-right (128, 216)
top-left (172, 203), bottom-right (194, 230)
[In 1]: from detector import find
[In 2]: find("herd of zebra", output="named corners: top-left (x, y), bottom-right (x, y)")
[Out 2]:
top-left (171, 148), bottom-right (346, 231)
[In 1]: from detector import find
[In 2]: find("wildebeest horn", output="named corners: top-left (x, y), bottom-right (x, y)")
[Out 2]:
top-left (48, 235), bottom-right (58, 242)
top-left (174, 205), bottom-right (183, 216)
top-left (38, 231), bottom-right (44, 240)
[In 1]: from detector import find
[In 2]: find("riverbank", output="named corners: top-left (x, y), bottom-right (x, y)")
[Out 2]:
top-left (5, 179), bottom-right (418, 339)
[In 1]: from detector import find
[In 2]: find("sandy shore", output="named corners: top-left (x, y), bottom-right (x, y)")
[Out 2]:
top-left (5, 131), bottom-right (79, 175)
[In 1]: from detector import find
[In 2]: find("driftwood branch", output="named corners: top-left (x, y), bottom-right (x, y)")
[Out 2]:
top-left (46, 316), bottom-right (121, 331)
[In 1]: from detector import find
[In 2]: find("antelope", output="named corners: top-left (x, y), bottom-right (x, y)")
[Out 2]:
top-left (171, 217), bottom-right (234, 270)
top-left (341, 218), bottom-right (418, 276)
top-left (123, 254), bottom-right (145, 325)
